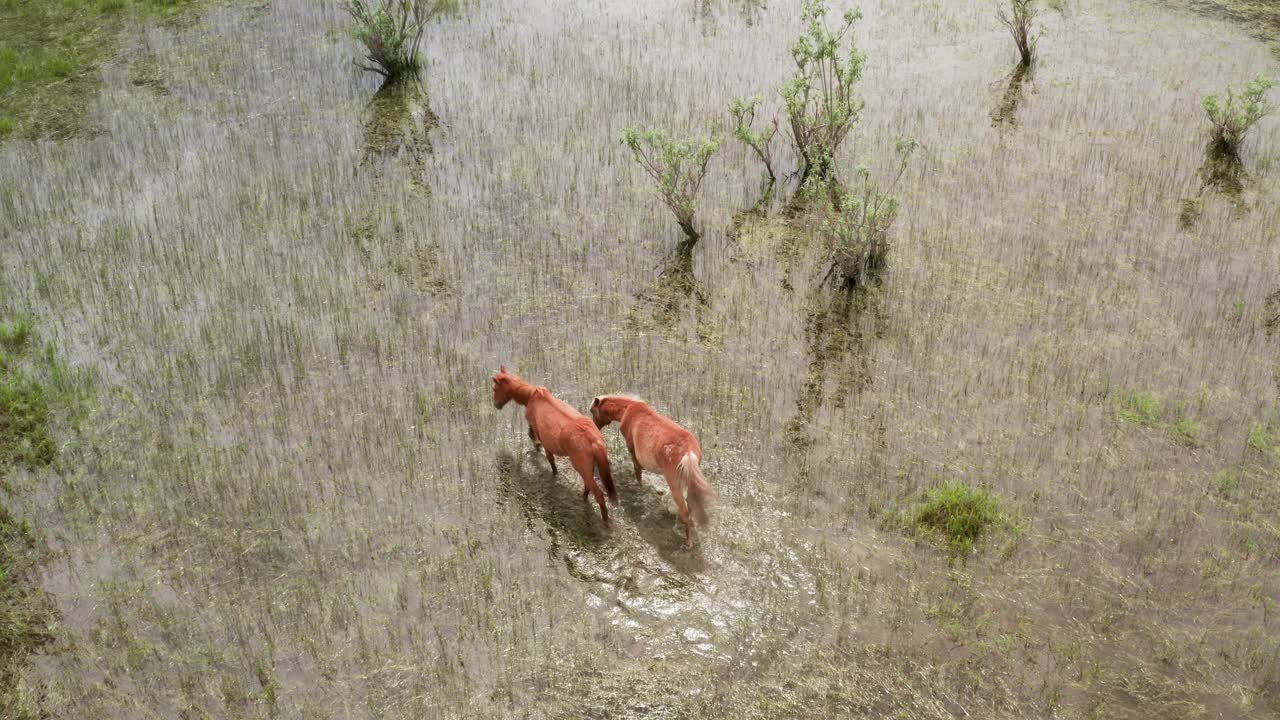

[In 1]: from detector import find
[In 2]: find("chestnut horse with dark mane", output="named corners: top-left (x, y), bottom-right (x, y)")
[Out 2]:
top-left (492, 368), bottom-right (617, 524)
top-left (591, 395), bottom-right (714, 546)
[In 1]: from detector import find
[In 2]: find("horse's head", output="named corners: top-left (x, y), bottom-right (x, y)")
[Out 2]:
top-left (590, 396), bottom-right (614, 428)
top-left (492, 366), bottom-right (514, 409)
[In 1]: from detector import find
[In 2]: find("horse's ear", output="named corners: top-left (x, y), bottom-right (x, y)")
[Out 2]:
top-left (499, 366), bottom-right (507, 373)
top-left (591, 397), bottom-right (601, 408)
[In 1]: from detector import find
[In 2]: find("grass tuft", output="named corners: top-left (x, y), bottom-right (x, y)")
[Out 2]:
top-left (1116, 388), bottom-right (1163, 427)
top-left (914, 481), bottom-right (1007, 558)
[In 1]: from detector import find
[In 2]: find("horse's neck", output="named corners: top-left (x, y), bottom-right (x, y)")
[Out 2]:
top-left (614, 397), bottom-right (649, 420)
top-left (508, 378), bottom-right (542, 406)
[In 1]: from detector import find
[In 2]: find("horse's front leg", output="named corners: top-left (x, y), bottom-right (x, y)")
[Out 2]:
top-left (528, 425), bottom-right (541, 447)
top-left (543, 448), bottom-right (558, 476)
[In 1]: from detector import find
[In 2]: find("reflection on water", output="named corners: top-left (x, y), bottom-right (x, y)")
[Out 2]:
top-left (361, 75), bottom-right (438, 179)
top-left (495, 446), bottom-right (815, 659)
top-left (626, 240), bottom-right (715, 342)
top-left (785, 287), bottom-right (884, 452)
top-left (991, 63), bottom-right (1031, 126)
top-left (1179, 140), bottom-right (1248, 229)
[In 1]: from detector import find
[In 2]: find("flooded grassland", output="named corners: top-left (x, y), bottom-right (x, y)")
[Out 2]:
top-left (2, 0), bottom-right (1280, 717)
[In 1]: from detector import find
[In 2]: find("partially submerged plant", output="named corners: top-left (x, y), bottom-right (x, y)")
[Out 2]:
top-left (915, 481), bottom-right (1006, 558)
top-left (344, 0), bottom-right (449, 81)
top-left (730, 95), bottom-right (780, 203)
top-left (997, 0), bottom-right (1039, 67)
top-left (622, 128), bottom-right (721, 241)
top-left (782, 0), bottom-right (866, 186)
top-left (824, 138), bottom-right (916, 290)
top-left (1203, 75), bottom-right (1276, 157)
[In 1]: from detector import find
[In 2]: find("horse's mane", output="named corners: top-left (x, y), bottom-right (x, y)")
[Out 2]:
top-left (603, 393), bottom-right (645, 403)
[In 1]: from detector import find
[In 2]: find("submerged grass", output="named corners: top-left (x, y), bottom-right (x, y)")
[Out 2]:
top-left (3, 0), bottom-right (1280, 717)
top-left (0, 0), bottom-right (205, 138)
top-left (0, 317), bottom-right (85, 719)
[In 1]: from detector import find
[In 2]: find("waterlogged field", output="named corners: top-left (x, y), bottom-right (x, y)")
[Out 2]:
top-left (2, 0), bottom-right (1280, 717)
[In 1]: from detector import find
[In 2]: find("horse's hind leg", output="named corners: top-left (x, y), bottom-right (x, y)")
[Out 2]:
top-left (663, 468), bottom-right (694, 547)
top-left (627, 442), bottom-right (642, 484)
top-left (572, 454), bottom-right (608, 526)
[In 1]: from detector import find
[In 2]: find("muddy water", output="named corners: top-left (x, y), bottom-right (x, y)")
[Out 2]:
top-left (495, 438), bottom-right (816, 661)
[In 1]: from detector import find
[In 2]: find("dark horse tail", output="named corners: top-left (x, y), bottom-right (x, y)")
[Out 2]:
top-left (592, 441), bottom-right (617, 503)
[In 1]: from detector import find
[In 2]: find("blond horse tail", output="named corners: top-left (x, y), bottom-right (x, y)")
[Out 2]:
top-left (677, 452), bottom-right (714, 527)
top-left (593, 441), bottom-right (617, 503)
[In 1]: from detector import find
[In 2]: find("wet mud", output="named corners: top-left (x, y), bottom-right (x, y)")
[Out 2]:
top-left (495, 443), bottom-right (816, 660)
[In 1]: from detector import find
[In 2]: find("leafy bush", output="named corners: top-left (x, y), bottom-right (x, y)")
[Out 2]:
top-left (997, 0), bottom-right (1038, 67)
top-left (781, 0), bottom-right (866, 186)
top-left (344, 0), bottom-right (449, 81)
top-left (824, 138), bottom-right (915, 289)
top-left (1203, 76), bottom-right (1276, 156)
top-left (622, 128), bottom-right (721, 241)
top-left (915, 481), bottom-right (1005, 557)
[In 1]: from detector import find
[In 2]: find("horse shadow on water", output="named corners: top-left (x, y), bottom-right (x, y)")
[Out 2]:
top-left (494, 448), bottom-right (708, 590)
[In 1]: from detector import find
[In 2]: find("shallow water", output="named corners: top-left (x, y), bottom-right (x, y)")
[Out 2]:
top-left (4, 0), bottom-right (1280, 716)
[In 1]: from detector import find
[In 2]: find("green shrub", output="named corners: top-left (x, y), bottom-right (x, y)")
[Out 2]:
top-left (344, 0), bottom-right (449, 81)
top-left (1203, 76), bottom-right (1276, 156)
top-left (824, 138), bottom-right (915, 289)
top-left (729, 95), bottom-right (780, 199)
top-left (621, 128), bottom-right (721, 241)
top-left (997, 0), bottom-right (1038, 67)
top-left (915, 481), bottom-right (1005, 557)
top-left (781, 0), bottom-right (866, 185)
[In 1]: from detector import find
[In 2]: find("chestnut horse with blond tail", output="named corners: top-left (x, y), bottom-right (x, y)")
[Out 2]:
top-left (492, 368), bottom-right (617, 524)
top-left (591, 395), bottom-right (714, 547)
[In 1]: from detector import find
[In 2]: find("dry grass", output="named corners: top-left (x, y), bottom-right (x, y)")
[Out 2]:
top-left (1, 0), bottom-right (1280, 717)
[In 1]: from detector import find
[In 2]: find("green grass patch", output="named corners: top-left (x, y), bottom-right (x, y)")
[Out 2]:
top-left (912, 481), bottom-right (1009, 558)
top-left (1247, 423), bottom-right (1277, 456)
top-left (1116, 388), bottom-right (1163, 427)
top-left (1115, 388), bottom-right (1210, 447)
top-left (0, 372), bottom-right (55, 472)
top-left (0, 0), bottom-right (204, 139)
top-left (1172, 416), bottom-right (1204, 447)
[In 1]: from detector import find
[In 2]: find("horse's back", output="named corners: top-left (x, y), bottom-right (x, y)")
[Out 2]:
top-left (624, 404), bottom-right (699, 469)
top-left (527, 393), bottom-right (602, 455)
